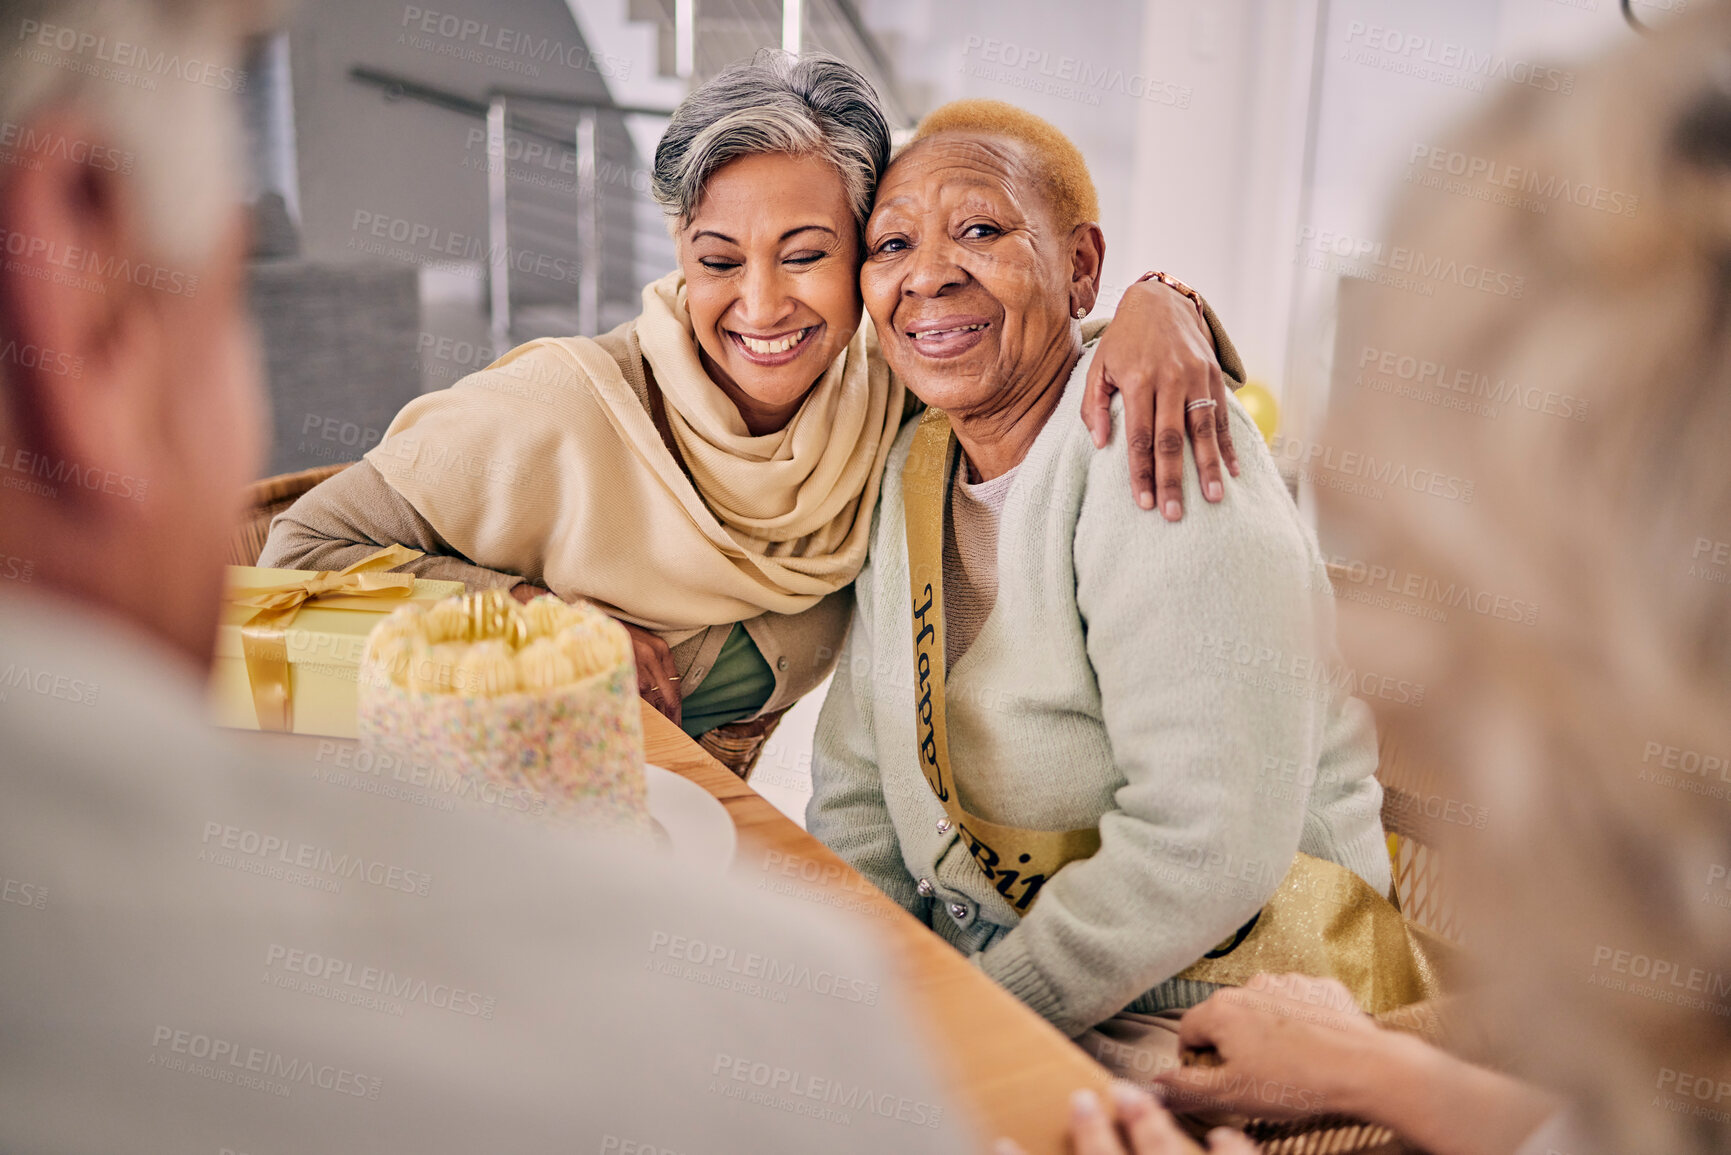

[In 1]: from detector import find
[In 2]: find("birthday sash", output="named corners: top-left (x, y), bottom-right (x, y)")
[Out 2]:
top-left (900, 409), bottom-right (1440, 1014)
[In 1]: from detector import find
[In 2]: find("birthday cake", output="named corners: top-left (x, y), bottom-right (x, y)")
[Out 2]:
top-left (357, 589), bottom-right (648, 827)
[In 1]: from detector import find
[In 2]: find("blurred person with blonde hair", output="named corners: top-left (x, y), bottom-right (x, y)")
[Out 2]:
top-left (1035, 3), bottom-right (1731, 1153)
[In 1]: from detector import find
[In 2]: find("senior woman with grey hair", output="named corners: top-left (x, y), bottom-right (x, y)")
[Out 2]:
top-left (259, 53), bottom-right (1245, 766)
top-left (809, 100), bottom-right (1425, 1050)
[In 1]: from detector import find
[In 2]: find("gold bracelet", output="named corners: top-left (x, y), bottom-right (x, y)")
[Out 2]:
top-left (1137, 270), bottom-right (1205, 318)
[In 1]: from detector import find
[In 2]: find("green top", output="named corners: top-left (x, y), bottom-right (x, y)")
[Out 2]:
top-left (678, 623), bottom-right (775, 738)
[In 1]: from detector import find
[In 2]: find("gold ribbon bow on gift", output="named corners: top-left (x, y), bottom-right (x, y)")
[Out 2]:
top-left (227, 544), bottom-right (425, 732)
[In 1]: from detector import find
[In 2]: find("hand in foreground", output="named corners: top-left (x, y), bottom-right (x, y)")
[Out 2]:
top-left (511, 584), bottom-right (682, 727)
top-left (1157, 974), bottom-right (1561, 1155)
top-left (1082, 278), bottom-right (1238, 521)
top-left (619, 620), bottom-right (681, 726)
top-left (994, 1084), bottom-right (1256, 1155)
top-left (1155, 973), bottom-right (1375, 1122)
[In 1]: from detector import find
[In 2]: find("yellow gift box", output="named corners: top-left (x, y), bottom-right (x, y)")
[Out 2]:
top-left (210, 547), bottom-right (465, 739)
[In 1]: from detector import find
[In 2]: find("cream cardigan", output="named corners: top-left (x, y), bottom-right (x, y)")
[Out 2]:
top-left (808, 345), bottom-right (1390, 1038)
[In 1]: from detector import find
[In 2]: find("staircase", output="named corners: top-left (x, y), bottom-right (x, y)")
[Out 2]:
top-left (389, 0), bottom-right (916, 352)
top-left (615, 0), bottom-right (913, 125)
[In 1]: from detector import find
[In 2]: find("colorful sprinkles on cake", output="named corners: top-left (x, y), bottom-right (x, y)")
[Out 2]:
top-left (357, 591), bottom-right (649, 829)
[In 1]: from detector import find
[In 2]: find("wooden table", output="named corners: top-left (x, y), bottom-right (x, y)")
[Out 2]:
top-left (251, 705), bottom-right (1110, 1151)
top-left (635, 704), bottom-right (1112, 1154)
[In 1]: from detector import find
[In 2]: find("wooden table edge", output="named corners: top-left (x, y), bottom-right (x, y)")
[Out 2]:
top-left (638, 704), bottom-right (1112, 1154)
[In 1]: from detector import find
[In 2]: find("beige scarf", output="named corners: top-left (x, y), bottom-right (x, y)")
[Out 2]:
top-left (367, 272), bottom-right (901, 637)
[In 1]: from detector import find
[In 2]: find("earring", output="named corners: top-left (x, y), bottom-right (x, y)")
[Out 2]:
top-left (1074, 306), bottom-right (1086, 319)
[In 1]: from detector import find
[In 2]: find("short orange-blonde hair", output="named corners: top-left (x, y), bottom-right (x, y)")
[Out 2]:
top-left (910, 99), bottom-right (1099, 231)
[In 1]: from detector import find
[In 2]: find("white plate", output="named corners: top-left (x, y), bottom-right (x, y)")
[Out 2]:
top-left (645, 763), bottom-right (736, 870)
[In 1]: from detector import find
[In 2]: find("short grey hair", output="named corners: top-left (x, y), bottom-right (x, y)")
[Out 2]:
top-left (0, 0), bottom-right (276, 259)
top-left (653, 51), bottom-right (891, 232)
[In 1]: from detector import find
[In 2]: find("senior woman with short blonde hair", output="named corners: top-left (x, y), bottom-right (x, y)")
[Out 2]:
top-left (808, 101), bottom-right (1414, 1044)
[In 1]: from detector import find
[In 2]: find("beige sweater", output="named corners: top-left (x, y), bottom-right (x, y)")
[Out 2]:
top-left (258, 324), bottom-right (853, 721)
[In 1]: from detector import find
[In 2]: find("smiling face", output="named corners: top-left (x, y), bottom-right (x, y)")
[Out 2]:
top-left (860, 132), bottom-right (1101, 420)
top-left (677, 151), bottom-right (863, 434)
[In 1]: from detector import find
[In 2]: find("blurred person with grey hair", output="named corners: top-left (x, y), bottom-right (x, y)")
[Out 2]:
top-left (259, 49), bottom-right (1245, 753)
top-left (1037, 3), bottom-right (1731, 1153)
top-left (0, 2), bottom-right (982, 1148)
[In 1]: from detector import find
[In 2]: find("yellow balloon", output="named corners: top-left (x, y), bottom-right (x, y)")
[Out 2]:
top-left (1236, 381), bottom-right (1280, 444)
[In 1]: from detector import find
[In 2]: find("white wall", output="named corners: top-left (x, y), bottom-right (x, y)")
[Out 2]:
top-left (856, 0), bottom-right (1151, 294)
top-left (1123, 0), bottom-right (1643, 424)
top-left (1120, 0), bottom-right (1321, 394)
top-left (748, 0), bottom-right (1668, 823)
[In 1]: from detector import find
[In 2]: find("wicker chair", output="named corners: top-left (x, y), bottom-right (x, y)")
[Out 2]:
top-left (1175, 580), bottom-right (1460, 1154)
top-left (231, 461), bottom-right (785, 779)
top-left (227, 461), bottom-right (353, 566)
top-left (697, 708), bottom-right (786, 781)
top-left (1318, 563), bottom-right (1460, 943)
top-left (1378, 749), bottom-right (1462, 945)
